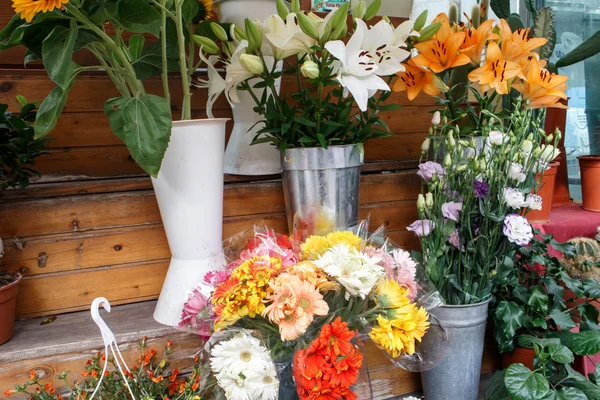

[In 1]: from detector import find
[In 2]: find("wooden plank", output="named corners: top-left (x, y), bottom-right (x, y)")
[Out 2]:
top-left (0, 171), bottom-right (419, 238)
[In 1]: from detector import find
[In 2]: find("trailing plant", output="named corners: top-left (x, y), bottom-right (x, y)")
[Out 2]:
top-left (0, 97), bottom-right (50, 190)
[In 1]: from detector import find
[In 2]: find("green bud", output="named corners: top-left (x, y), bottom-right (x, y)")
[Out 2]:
top-left (417, 194), bottom-right (426, 211)
top-left (331, 3), bottom-right (350, 39)
top-left (546, 134), bottom-right (554, 143)
top-left (245, 18), bottom-right (263, 53)
top-left (239, 54), bottom-right (265, 75)
top-left (300, 60), bottom-right (320, 79)
top-left (297, 12), bottom-right (320, 39)
top-left (446, 131), bottom-right (456, 149)
top-left (382, 15), bottom-right (391, 23)
top-left (353, 0), bottom-right (366, 19)
top-left (421, 138), bottom-right (431, 154)
top-left (526, 133), bottom-right (534, 141)
top-left (210, 22), bottom-right (228, 42)
top-left (192, 35), bottom-right (220, 54)
top-left (444, 153), bottom-right (452, 168)
top-left (416, 22), bottom-right (442, 42)
top-left (521, 140), bottom-right (533, 154)
top-left (479, 159), bottom-right (486, 171)
top-left (425, 193), bottom-right (434, 209)
top-left (456, 164), bottom-right (468, 172)
top-left (470, 138), bottom-right (477, 147)
top-left (458, 140), bottom-right (470, 147)
top-left (364, 0), bottom-right (381, 21)
top-left (233, 24), bottom-right (247, 41)
top-left (555, 128), bottom-right (562, 142)
top-left (276, 0), bottom-right (289, 19)
top-left (442, 116), bottom-right (448, 125)
top-left (225, 41), bottom-right (236, 57)
top-left (449, 3), bottom-right (459, 25)
top-left (413, 10), bottom-right (428, 31)
top-left (291, 0), bottom-right (300, 13)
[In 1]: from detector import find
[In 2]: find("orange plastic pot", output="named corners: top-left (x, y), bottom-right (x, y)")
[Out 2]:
top-left (579, 155), bottom-right (600, 212)
top-left (0, 274), bottom-right (21, 345)
top-left (527, 162), bottom-right (559, 223)
top-left (501, 347), bottom-right (536, 370)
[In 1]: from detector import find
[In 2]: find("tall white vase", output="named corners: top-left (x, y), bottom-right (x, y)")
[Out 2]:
top-left (218, 0), bottom-right (282, 176)
top-left (153, 119), bottom-right (229, 327)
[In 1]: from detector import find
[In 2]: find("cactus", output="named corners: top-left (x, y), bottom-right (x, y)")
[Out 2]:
top-left (595, 227), bottom-right (600, 242)
top-left (449, 2), bottom-right (459, 26)
top-left (532, 8), bottom-right (556, 62)
top-left (563, 237), bottom-right (600, 281)
top-left (479, 0), bottom-right (490, 22)
top-left (471, 5), bottom-right (481, 28)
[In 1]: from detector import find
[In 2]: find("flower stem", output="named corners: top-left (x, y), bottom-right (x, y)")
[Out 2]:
top-left (174, 0), bottom-right (192, 120)
top-left (160, 0), bottom-right (171, 106)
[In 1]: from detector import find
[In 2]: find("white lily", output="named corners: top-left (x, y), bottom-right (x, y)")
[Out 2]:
top-left (224, 40), bottom-right (256, 105)
top-left (357, 19), bottom-right (410, 76)
top-left (260, 14), bottom-right (316, 60)
top-left (196, 52), bottom-right (226, 119)
top-left (325, 20), bottom-right (390, 112)
top-left (393, 20), bottom-right (419, 43)
top-left (307, 11), bottom-right (337, 38)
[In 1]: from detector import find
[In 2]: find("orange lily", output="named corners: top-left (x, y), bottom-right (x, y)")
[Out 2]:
top-left (498, 19), bottom-right (548, 62)
top-left (468, 41), bottom-right (521, 94)
top-left (393, 59), bottom-right (441, 100)
top-left (512, 57), bottom-right (568, 108)
top-left (413, 14), bottom-right (472, 73)
top-left (461, 19), bottom-right (498, 65)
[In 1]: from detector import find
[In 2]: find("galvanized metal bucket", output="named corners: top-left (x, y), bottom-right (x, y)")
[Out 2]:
top-left (420, 298), bottom-right (492, 400)
top-left (280, 145), bottom-right (363, 235)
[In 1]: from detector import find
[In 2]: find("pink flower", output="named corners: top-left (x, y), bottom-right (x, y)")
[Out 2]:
top-left (394, 268), bottom-right (419, 301)
top-left (441, 201), bottom-right (462, 222)
top-left (417, 161), bottom-right (445, 182)
top-left (366, 247), bottom-right (419, 301)
top-left (179, 286), bottom-right (213, 334)
top-left (407, 220), bottom-right (436, 237)
top-left (391, 249), bottom-right (417, 279)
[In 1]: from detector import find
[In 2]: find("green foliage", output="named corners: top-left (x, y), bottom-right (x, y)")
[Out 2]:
top-left (0, 99), bottom-right (50, 190)
top-left (556, 30), bottom-right (600, 69)
top-left (490, 0), bottom-right (511, 19)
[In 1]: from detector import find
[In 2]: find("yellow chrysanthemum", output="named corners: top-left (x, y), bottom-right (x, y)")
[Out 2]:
top-left (375, 279), bottom-right (411, 309)
top-left (12, 0), bottom-right (68, 23)
top-left (325, 231), bottom-right (363, 250)
top-left (212, 255), bottom-right (281, 330)
top-left (300, 231), bottom-right (363, 261)
top-left (369, 304), bottom-right (430, 357)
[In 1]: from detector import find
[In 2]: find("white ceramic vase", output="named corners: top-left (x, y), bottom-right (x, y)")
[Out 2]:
top-left (218, 0), bottom-right (282, 176)
top-left (152, 119), bottom-right (229, 327)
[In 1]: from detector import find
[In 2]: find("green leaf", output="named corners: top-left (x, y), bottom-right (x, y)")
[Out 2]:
top-left (34, 83), bottom-right (73, 138)
top-left (560, 272), bottom-right (585, 297)
top-left (555, 387), bottom-right (587, 400)
top-left (532, 8), bottom-right (555, 61)
top-left (364, 0), bottom-right (381, 21)
top-left (518, 335), bottom-right (560, 349)
top-left (570, 330), bottom-right (600, 356)
top-left (548, 344), bottom-right (574, 364)
top-left (505, 364), bottom-right (550, 400)
top-left (0, 14), bottom-right (28, 51)
top-left (491, 0), bottom-right (511, 19)
top-left (549, 308), bottom-right (576, 330)
top-left (379, 104), bottom-right (401, 112)
top-left (506, 13), bottom-right (525, 32)
top-left (182, 0), bottom-right (200, 24)
top-left (557, 30), bottom-right (600, 68)
top-left (495, 301), bottom-right (526, 338)
top-left (415, 22), bottom-right (441, 42)
top-left (485, 370), bottom-right (509, 400)
top-left (104, 95), bottom-right (172, 177)
top-left (129, 34), bottom-right (145, 60)
top-left (583, 278), bottom-right (600, 298)
top-left (42, 22), bottom-right (78, 89)
top-left (16, 95), bottom-right (28, 107)
top-left (528, 285), bottom-right (549, 314)
top-left (117, 0), bottom-right (161, 37)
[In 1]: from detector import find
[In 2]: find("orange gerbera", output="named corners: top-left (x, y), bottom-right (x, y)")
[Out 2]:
top-left (461, 19), bottom-right (497, 65)
top-left (413, 14), bottom-right (472, 73)
top-left (498, 19), bottom-right (547, 62)
top-left (12, 0), bottom-right (68, 22)
top-left (513, 57), bottom-right (568, 109)
top-left (393, 59), bottom-right (441, 100)
top-left (468, 41), bottom-right (521, 94)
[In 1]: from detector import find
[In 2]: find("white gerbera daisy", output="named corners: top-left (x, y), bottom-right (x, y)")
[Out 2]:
top-left (210, 334), bottom-right (271, 376)
top-left (216, 368), bottom-right (252, 400)
top-left (245, 362), bottom-right (279, 400)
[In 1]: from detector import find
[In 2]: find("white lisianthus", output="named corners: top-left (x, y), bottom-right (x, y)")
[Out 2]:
top-left (502, 187), bottom-right (527, 209)
top-left (314, 244), bottom-right (384, 299)
top-left (508, 162), bottom-right (526, 183)
top-left (261, 14), bottom-right (316, 59)
top-left (431, 111), bottom-right (441, 125)
top-left (486, 130), bottom-right (508, 146)
top-left (503, 214), bottom-right (533, 246)
top-left (540, 144), bottom-right (560, 162)
top-left (521, 139), bottom-right (533, 154)
top-left (526, 193), bottom-right (543, 211)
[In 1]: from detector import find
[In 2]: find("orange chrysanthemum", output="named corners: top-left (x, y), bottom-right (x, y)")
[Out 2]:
top-left (468, 41), bottom-right (521, 94)
top-left (12, 0), bottom-right (68, 23)
top-left (393, 59), bottom-right (441, 101)
top-left (512, 57), bottom-right (568, 109)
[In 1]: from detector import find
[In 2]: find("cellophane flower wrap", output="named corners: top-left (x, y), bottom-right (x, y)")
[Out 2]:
top-left (180, 222), bottom-right (441, 399)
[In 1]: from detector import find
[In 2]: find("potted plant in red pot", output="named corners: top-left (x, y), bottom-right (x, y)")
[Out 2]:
top-left (0, 268), bottom-right (21, 345)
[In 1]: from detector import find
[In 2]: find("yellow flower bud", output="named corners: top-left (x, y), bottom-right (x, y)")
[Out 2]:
top-left (239, 54), bottom-right (264, 75)
top-left (300, 60), bottom-right (320, 79)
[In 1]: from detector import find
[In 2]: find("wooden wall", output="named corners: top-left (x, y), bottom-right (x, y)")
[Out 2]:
top-left (0, 5), bottom-right (431, 319)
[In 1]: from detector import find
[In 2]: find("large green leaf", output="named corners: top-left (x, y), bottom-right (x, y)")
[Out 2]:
top-left (532, 8), bottom-right (556, 61)
top-left (528, 285), bottom-right (549, 314)
top-left (557, 30), bottom-right (600, 68)
top-left (0, 14), bottom-right (27, 51)
top-left (104, 95), bottom-right (172, 177)
top-left (117, 0), bottom-right (161, 37)
top-left (548, 344), bottom-right (574, 364)
top-left (495, 301), bottom-right (526, 338)
top-left (555, 387), bottom-right (588, 400)
top-left (491, 0), bottom-right (511, 19)
top-left (34, 83), bottom-right (74, 138)
top-left (42, 22), bottom-right (78, 89)
top-left (507, 13), bottom-right (525, 32)
top-left (550, 308), bottom-right (576, 330)
top-left (485, 370), bottom-right (509, 400)
top-left (518, 334), bottom-right (560, 349)
top-left (569, 330), bottom-right (600, 356)
top-left (505, 364), bottom-right (550, 400)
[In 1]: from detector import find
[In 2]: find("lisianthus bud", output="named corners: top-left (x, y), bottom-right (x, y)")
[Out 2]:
top-left (546, 134), bottom-right (554, 143)
top-left (421, 138), bottom-right (431, 154)
top-left (526, 133), bottom-right (534, 141)
top-left (431, 111), bottom-right (441, 125)
top-left (442, 116), bottom-right (448, 125)
top-left (239, 54), bottom-right (264, 74)
top-left (458, 140), bottom-right (470, 147)
top-left (521, 140), bottom-right (533, 154)
top-left (417, 194), bottom-right (426, 211)
top-left (479, 159), bottom-right (486, 171)
top-left (533, 147), bottom-right (542, 158)
top-left (300, 60), bottom-right (319, 79)
top-left (555, 129), bottom-right (562, 142)
top-left (425, 192), bottom-right (434, 209)
top-left (446, 131), bottom-right (456, 149)
top-left (444, 153), bottom-right (452, 168)
top-left (456, 164), bottom-right (468, 172)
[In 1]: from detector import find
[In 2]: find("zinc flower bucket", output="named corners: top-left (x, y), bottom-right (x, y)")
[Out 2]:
top-left (153, 119), bottom-right (229, 327)
top-left (578, 155), bottom-right (600, 212)
top-left (280, 145), bottom-right (363, 236)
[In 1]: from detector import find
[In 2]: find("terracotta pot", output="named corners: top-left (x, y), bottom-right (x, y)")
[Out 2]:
top-left (501, 347), bottom-right (536, 371)
top-left (527, 162), bottom-right (560, 224)
top-left (579, 155), bottom-right (600, 212)
top-left (0, 274), bottom-right (21, 345)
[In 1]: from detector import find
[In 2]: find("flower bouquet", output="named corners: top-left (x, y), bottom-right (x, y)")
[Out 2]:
top-left (176, 224), bottom-right (440, 399)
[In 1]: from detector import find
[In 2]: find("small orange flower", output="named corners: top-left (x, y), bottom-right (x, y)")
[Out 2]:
top-left (81, 371), bottom-right (89, 377)
top-left (413, 14), bottom-right (472, 73)
top-left (57, 395), bottom-right (64, 400)
top-left (91, 369), bottom-right (98, 378)
top-left (4, 389), bottom-right (15, 397)
top-left (166, 340), bottom-right (173, 350)
top-left (44, 383), bottom-right (55, 395)
top-left (191, 382), bottom-right (199, 391)
top-left (393, 59), bottom-right (441, 100)
top-left (29, 370), bottom-right (37, 380)
top-left (512, 57), bottom-right (568, 109)
top-left (498, 19), bottom-right (548, 62)
top-left (468, 41), bottom-right (521, 94)
top-left (461, 19), bottom-right (497, 65)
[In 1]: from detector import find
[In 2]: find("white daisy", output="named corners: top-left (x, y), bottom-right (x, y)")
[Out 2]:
top-left (216, 368), bottom-right (252, 400)
top-left (245, 362), bottom-right (279, 400)
top-left (210, 334), bottom-right (271, 376)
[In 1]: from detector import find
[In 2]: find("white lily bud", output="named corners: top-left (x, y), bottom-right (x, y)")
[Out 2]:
top-left (425, 192), bottom-right (434, 209)
top-left (300, 60), bottom-right (320, 79)
top-left (521, 140), bottom-right (533, 154)
top-left (421, 138), bottom-right (431, 154)
top-left (239, 54), bottom-right (264, 75)
top-left (431, 111), bottom-right (441, 126)
top-left (417, 194), bottom-right (426, 211)
top-left (444, 153), bottom-right (452, 168)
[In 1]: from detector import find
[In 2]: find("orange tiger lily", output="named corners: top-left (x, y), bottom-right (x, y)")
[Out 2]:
top-left (461, 19), bottom-right (498, 65)
top-left (393, 59), bottom-right (440, 100)
top-left (468, 41), bottom-right (521, 94)
top-left (512, 57), bottom-right (568, 109)
top-left (413, 14), bottom-right (472, 73)
top-left (498, 19), bottom-right (548, 62)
